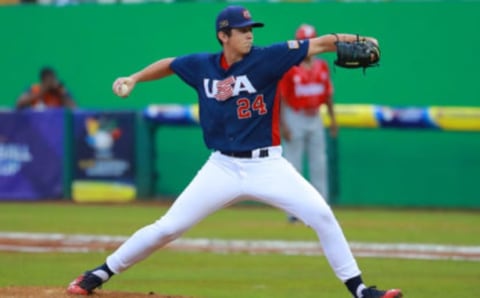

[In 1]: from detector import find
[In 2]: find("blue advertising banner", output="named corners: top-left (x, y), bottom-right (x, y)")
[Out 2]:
top-left (374, 106), bottom-right (437, 129)
top-left (0, 109), bottom-right (65, 200)
top-left (72, 111), bottom-right (136, 202)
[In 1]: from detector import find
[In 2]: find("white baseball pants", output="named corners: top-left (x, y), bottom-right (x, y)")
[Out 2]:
top-left (106, 146), bottom-right (360, 282)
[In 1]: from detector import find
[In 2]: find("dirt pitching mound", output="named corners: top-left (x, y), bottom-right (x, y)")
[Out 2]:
top-left (0, 286), bottom-right (191, 298)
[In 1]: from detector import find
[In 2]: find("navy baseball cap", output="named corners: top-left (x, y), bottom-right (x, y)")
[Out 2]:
top-left (216, 6), bottom-right (264, 32)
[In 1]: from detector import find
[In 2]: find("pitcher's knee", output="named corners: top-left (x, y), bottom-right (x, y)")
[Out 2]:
top-left (151, 218), bottom-right (187, 243)
top-left (301, 204), bottom-right (336, 226)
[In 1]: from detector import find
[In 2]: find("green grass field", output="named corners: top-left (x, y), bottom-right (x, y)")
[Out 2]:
top-left (0, 202), bottom-right (479, 297)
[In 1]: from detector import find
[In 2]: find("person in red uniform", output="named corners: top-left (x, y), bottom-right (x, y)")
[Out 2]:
top-left (16, 67), bottom-right (76, 110)
top-left (278, 24), bottom-right (337, 218)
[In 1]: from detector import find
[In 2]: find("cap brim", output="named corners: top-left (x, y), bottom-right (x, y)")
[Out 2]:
top-left (231, 21), bottom-right (264, 29)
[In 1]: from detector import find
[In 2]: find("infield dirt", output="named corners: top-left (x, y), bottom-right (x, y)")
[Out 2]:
top-left (0, 286), bottom-right (192, 298)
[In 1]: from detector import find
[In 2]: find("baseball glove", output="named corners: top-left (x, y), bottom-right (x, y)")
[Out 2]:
top-left (333, 35), bottom-right (380, 71)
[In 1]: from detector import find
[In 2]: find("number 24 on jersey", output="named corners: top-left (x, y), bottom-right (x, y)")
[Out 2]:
top-left (236, 95), bottom-right (267, 119)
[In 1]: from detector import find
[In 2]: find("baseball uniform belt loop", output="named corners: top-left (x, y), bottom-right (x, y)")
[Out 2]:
top-left (220, 148), bottom-right (269, 158)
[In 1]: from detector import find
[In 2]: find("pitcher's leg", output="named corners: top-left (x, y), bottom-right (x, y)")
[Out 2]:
top-left (251, 158), bottom-right (360, 281)
top-left (107, 158), bottom-right (241, 273)
top-left (304, 201), bottom-right (360, 281)
top-left (67, 156), bottom-right (241, 295)
top-left (285, 194), bottom-right (359, 280)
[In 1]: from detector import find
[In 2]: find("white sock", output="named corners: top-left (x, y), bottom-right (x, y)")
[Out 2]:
top-left (356, 284), bottom-right (367, 298)
top-left (91, 269), bottom-right (110, 282)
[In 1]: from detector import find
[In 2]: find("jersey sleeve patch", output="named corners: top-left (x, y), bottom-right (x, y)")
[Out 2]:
top-left (287, 40), bottom-right (300, 49)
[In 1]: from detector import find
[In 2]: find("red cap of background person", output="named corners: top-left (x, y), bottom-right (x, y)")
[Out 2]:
top-left (295, 24), bottom-right (317, 40)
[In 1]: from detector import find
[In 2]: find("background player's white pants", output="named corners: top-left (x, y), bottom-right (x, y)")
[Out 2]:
top-left (282, 105), bottom-right (329, 200)
top-left (106, 147), bottom-right (360, 282)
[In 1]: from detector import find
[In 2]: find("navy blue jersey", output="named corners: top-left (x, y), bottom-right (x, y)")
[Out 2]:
top-left (170, 40), bottom-right (309, 151)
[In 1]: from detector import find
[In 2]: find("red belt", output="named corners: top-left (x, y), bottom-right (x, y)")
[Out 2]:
top-left (292, 107), bottom-right (319, 116)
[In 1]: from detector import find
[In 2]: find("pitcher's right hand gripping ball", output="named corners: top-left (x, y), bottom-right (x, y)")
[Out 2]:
top-left (334, 35), bottom-right (380, 71)
top-left (113, 77), bottom-right (135, 98)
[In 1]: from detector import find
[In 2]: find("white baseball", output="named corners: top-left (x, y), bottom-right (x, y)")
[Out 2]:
top-left (118, 83), bottom-right (129, 96)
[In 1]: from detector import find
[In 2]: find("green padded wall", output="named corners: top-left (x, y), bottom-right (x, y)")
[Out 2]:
top-left (1, 2), bottom-right (479, 207)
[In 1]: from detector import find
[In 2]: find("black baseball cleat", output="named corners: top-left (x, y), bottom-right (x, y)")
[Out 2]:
top-left (362, 286), bottom-right (403, 298)
top-left (66, 271), bottom-right (103, 295)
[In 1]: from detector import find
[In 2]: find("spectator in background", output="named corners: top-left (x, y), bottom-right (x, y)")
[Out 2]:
top-left (0, 0), bottom-right (22, 5)
top-left (16, 66), bottom-right (76, 110)
top-left (278, 24), bottom-right (337, 222)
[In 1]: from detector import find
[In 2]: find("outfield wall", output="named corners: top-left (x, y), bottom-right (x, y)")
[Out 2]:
top-left (1, 3), bottom-right (479, 207)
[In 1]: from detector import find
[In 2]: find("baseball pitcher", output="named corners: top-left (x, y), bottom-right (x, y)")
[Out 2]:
top-left (67, 5), bottom-right (400, 298)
